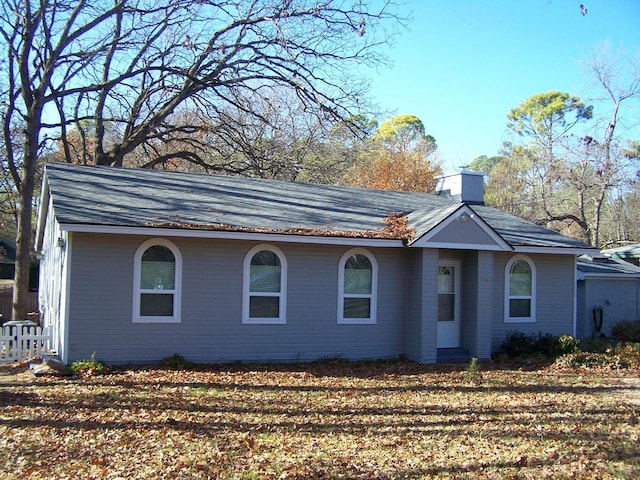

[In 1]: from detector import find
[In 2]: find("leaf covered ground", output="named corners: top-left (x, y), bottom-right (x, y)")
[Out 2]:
top-left (0, 360), bottom-right (638, 479)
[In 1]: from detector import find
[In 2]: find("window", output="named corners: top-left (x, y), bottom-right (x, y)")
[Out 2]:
top-left (133, 239), bottom-right (182, 323)
top-left (438, 266), bottom-right (455, 322)
top-left (243, 244), bottom-right (287, 324)
top-left (504, 255), bottom-right (536, 323)
top-left (338, 248), bottom-right (377, 324)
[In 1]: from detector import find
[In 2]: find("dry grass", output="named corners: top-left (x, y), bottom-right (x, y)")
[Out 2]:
top-left (1, 359), bottom-right (639, 479)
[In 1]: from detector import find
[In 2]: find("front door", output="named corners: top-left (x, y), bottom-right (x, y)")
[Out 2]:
top-left (437, 262), bottom-right (461, 348)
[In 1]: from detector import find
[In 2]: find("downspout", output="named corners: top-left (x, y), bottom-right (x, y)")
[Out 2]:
top-left (572, 255), bottom-right (578, 338)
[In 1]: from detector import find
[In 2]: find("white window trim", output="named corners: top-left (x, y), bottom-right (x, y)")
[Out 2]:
top-left (337, 248), bottom-right (378, 325)
top-left (242, 244), bottom-right (287, 325)
top-left (504, 254), bottom-right (536, 323)
top-left (132, 238), bottom-right (182, 323)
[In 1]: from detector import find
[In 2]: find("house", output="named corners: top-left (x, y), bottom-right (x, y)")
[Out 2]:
top-left (0, 235), bottom-right (16, 280)
top-left (35, 163), bottom-right (596, 365)
top-left (602, 244), bottom-right (640, 266)
top-left (576, 255), bottom-right (640, 338)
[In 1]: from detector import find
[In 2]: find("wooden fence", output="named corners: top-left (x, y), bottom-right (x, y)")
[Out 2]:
top-left (0, 323), bottom-right (52, 363)
top-left (0, 285), bottom-right (39, 323)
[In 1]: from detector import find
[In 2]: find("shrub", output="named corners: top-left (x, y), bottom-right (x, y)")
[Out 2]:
top-left (161, 353), bottom-right (194, 370)
top-left (579, 336), bottom-right (612, 353)
top-left (615, 342), bottom-right (640, 367)
top-left (532, 332), bottom-right (556, 356)
top-left (65, 353), bottom-right (105, 376)
top-left (501, 331), bottom-right (535, 356)
top-left (555, 342), bottom-right (640, 370)
top-left (463, 357), bottom-right (481, 383)
top-left (553, 335), bottom-right (580, 356)
top-left (555, 352), bottom-right (619, 369)
top-left (610, 320), bottom-right (640, 342)
top-left (501, 332), bottom-right (580, 359)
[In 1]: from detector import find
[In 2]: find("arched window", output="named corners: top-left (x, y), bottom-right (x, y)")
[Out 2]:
top-left (243, 244), bottom-right (287, 324)
top-left (133, 238), bottom-right (182, 323)
top-left (504, 255), bottom-right (536, 323)
top-left (338, 248), bottom-right (377, 324)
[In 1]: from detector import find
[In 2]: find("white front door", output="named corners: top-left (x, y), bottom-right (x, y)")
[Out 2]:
top-left (437, 261), bottom-right (461, 348)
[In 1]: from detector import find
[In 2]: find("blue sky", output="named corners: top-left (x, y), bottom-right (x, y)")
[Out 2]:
top-left (365, 0), bottom-right (640, 172)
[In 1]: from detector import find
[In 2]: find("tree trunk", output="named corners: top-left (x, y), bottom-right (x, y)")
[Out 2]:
top-left (12, 165), bottom-right (35, 321)
top-left (12, 122), bottom-right (39, 321)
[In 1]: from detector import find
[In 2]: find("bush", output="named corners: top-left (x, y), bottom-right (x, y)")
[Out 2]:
top-left (161, 353), bottom-right (194, 370)
top-left (501, 331), bottom-right (578, 358)
top-left (555, 351), bottom-right (623, 369)
top-left (553, 334), bottom-right (580, 356)
top-left (579, 336), bottom-right (613, 353)
top-left (533, 332), bottom-right (556, 356)
top-left (501, 331), bottom-right (535, 356)
top-left (610, 320), bottom-right (640, 342)
top-left (554, 342), bottom-right (640, 370)
top-left (65, 353), bottom-right (105, 376)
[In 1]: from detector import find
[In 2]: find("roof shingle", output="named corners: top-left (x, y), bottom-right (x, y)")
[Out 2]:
top-left (43, 163), bottom-right (593, 250)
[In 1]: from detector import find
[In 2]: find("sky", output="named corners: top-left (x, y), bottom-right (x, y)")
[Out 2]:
top-left (364, 0), bottom-right (640, 173)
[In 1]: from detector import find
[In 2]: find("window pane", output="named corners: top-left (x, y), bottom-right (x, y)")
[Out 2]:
top-left (250, 251), bottom-right (281, 293)
top-left (140, 293), bottom-right (174, 316)
top-left (438, 266), bottom-right (454, 294)
top-left (510, 298), bottom-right (531, 318)
top-left (141, 246), bottom-right (175, 289)
top-left (509, 260), bottom-right (531, 296)
top-left (250, 296), bottom-right (280, 318)
top-left (438, 293), bottom-right (455, 321)
top-left (344, 297), bottom-right (371, 318)
top-left (344, 254), bottom-right (372, 294)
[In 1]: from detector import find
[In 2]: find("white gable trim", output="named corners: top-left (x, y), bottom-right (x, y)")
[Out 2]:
top-left (410, 205), bottom-right (513, 251)
top-left (58, 224), bottom-right (405, 247)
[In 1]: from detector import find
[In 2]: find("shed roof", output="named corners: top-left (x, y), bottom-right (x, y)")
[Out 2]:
top-left (577, 255), bottom-right (640, 278)
top-left (41, 163), bottom-right (594, 252)
top-left (602, 244), bottom-right (640, 259)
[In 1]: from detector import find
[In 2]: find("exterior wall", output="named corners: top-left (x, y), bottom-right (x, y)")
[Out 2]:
top-left (475, 251), bottom-right (494, 358)
top-left (577, 278), bottom-right (640, 338)
top-left (429, 220), bottom-right (498, 247)
top-left (405, 249), bottom-right (438, 363)
top-left (405, 250), bottom-right (423, 360)
top-left (440, 249), bottom-right (493, 360)
top-left (491, 253), bottom-right (575, 352)
top-left (461, 251), bottom-right (477, 352)
top-left (38, 203), bottom-right (70, 362)
top-left (65, 233), bottom-right (408, 364)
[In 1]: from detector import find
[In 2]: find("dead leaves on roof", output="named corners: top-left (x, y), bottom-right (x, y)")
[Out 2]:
top-left (145, 213), bottom-right (416, 241)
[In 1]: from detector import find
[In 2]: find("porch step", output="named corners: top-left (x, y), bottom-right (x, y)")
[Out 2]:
top-left (437, 348), bottom-right (471, 363)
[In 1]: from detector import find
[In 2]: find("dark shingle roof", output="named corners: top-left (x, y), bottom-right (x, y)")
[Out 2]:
top-left (577, 255), bottom-right (640, 276)
top-left (43, 163), bottom-right (593, 250)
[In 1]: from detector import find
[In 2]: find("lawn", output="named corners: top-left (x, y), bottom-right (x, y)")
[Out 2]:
top-left (0, 359), bottom-right (638, 479)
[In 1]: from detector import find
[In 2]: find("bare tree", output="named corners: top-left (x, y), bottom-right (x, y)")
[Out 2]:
top-left (0, 0), bottom-right (405, 320)
top-left (580, 46), bottom-right (640, 246)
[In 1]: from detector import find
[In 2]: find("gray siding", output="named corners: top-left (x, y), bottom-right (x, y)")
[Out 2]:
top-left (577, 278), bottom-right (640, 338)
top-left (429, 219), bottom-right (498, 247)
top-left (461, 251), bottom-right (478, 354)
top-left (405, 249), bottom-right (440, 362)
top-left (405, 249), bottom-right (423, 360)
top-left (491, 253), bottom-right (575, 352)
top-left (66, 234), bottom-right (407, 364)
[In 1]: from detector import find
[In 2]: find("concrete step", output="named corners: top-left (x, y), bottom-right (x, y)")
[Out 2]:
top-left (437, 347), bottom-right (471, 363)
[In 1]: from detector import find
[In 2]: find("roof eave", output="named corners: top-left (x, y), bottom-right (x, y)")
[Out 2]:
top-left (57, 223), bottom-right (407, 248)
top-left (512, 245), bottom-right (598, 256)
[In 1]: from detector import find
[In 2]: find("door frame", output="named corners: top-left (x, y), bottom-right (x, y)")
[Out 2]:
top-left (437, 260), bottom-right (461, 348)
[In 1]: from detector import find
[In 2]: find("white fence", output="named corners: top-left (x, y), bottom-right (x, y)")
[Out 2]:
top-left (0, 323), bottom-right (52, 363)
